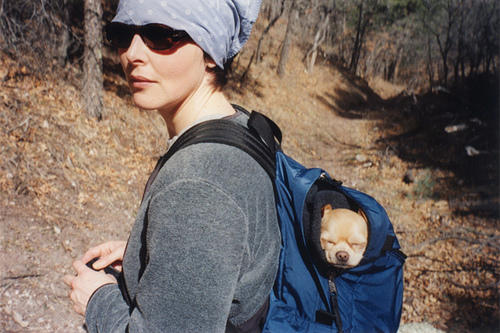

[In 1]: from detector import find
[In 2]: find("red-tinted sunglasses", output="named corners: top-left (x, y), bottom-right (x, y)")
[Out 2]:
top-left (105, 22), bottom-right (189, 50)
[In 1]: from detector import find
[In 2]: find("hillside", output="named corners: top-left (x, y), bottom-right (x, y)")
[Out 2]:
top-left (1, 21), bottom-right (499, 332)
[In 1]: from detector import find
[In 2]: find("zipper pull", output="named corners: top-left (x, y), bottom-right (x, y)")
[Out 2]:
top-left (319, 172), bottom-right (343, 187)
top-left (329, 278), bottom-right (338, 294)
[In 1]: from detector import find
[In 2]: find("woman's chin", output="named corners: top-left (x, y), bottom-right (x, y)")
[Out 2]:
top-left (132, 96), bottom-right (161, 111)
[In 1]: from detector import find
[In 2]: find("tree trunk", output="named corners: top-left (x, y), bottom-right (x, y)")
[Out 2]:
top-left (83, 0), bottom-right (103, 120)
top-left (277, 3), bottom-right (298, 78)
top-left (256, 0), bottom-right (285, 64)
top-left (426, 35), bottom-right (435, 91)
top-left (256, 14), bottom-right (282, 64)
top-left (349, 3), bottom-right (364, 73)
top-left (305, 15), bottom-right (329, 74)
top-left (340, 7), bottom-right (347, 65)
top-left (240, 51), bottom-right (256, 84)
top-left (57, 0), bottom-right (70, 66)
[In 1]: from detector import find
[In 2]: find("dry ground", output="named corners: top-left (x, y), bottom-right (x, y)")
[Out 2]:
top-left (1, 28), bottom-right (499, 333)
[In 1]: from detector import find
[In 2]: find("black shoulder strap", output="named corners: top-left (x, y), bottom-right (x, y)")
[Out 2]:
top-left (168, 117), bottom-right (277, 179)
top-left (248, 111), bottom-right (282, 153)
top-left (233, 104), bottom-right (282, 154)
top-left (141, 108), bottom-right (282, 202)
top-left (170, 107), bottom-right (282, 177)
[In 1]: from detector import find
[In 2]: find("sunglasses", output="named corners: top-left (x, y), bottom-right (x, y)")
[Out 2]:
top-left (105, 22), bottom-right (189, 50)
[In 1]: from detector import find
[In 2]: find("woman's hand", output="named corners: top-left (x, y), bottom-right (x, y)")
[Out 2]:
top-left (62, 260), bottom-right (118, 316)
top-left (81, 240), bottom-right (127, 272)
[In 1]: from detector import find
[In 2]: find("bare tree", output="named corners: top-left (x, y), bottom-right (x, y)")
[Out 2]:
top-left (277, 0), bottom-right (299, 78)
top-left (349, 0), bottom-right (377, 74)
top-left (304, 15), bottom-right (330, 74)
top-left (56, 0), bottom-right (71, 66)
top-left (256, 0), bottom-right (286, 64)
top-left (435, 0), bottom-right (457, 87)
top-left (83, 0), bottom-right (103, 120)
top-left (420, 0), bottom-right (499, 89)
top-left (0, 0), bottom-right (78, 70)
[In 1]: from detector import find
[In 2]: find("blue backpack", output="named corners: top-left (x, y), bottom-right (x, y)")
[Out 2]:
top-left (165, 107), bottom-right (406, 333)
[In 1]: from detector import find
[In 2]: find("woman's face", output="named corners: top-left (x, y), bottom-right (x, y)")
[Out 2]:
top-left (119, 34), bottom-right (213, 113)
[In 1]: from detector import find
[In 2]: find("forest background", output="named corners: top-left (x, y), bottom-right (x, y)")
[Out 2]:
top-left (0, 0), bottom-right (499, 332)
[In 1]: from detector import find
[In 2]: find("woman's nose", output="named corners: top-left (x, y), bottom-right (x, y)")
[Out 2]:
top-left (125, 34), bottom-right (148, 63)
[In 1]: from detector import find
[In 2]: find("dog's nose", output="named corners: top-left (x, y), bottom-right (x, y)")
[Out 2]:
top-left (336, 251), bottom-right (349, 262)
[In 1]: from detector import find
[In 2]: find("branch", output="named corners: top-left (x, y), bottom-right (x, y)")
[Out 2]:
top-left (6, 117), bottom-right (31, 135)
top-left (2, 274), bottom-right (42, 280)
top-left (447, 274), bottom-right (500, 290)
top-left (407, 227), bottom-right (500, 255)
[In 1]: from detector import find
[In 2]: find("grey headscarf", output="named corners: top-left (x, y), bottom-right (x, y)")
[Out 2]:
top-left (112, 0), bottom-right (262, 69)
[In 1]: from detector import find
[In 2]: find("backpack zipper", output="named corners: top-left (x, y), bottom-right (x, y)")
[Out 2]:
top-left (329, 276), bottom-right (344, 332)
top-left (319, 172), bottom-right (343, 187)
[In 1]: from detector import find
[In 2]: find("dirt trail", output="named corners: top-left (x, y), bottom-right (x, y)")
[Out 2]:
top-left (1, 45), bottom-right (498, 332)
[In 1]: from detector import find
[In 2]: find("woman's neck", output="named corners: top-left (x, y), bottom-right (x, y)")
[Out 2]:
top-left (158, 88), bottom-right (235, 139)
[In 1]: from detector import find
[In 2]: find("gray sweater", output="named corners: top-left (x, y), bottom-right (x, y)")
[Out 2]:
top-left (85, 112), bottom-right (281, 332)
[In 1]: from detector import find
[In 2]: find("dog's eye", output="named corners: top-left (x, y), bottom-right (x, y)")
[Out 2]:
top-left (351, 243), bottom-right (366, 251)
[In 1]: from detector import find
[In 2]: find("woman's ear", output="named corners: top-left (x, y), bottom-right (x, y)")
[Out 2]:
top-left (205, 57), bottom-right (217, 69)
top-left (203, 51), bottom-right (218, 69)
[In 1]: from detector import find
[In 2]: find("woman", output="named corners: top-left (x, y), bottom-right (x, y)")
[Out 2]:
top-left (62, 1), bottom-right (280, 332)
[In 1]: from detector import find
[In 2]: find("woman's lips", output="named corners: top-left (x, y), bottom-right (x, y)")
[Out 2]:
top-left (129, 75), bottom-right (155, 89)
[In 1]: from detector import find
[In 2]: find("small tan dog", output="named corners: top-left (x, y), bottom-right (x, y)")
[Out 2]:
top-left (320, 204), bottom-right (368, 268)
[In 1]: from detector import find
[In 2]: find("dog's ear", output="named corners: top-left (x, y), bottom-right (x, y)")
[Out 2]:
top-left (358, 208), bottom-right (368, 223)
top-left (321, 204), bottom-right (333, 217)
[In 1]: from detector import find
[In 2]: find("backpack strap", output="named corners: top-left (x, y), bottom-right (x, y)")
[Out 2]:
top-left (232, 104), bottom-right (282, 154)
top-left (248, 111), bottom-right (282, 154)
top-left (142, 109), bottom-right (279, 202)
top-left (169, 117), bottom-right (276, 179)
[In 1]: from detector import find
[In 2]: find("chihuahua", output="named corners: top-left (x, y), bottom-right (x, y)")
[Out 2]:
top-left (320, 204), bottom-right (368, 269)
